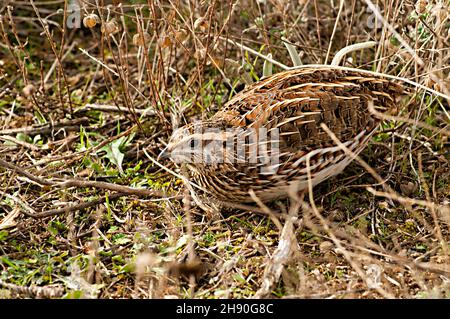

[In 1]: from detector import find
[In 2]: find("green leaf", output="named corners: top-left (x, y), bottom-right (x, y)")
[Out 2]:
top-left (282, 37), bottom-right (302, 67)
top-left (100, 133), bottom-right (135, 173)
top-left (16, 133), bottom-right (32, 143)
top-left (112, 233), bottom-right (131, 245)
top-left (262, 53), bottom-right (273, 78)
top-left (0, 230), bottom-right (9, 242)
top-left (233, 273), bottom-right (247, 284)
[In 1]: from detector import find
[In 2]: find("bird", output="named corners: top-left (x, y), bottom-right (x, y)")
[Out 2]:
top-left (162, 65), bottom-right (404, 204)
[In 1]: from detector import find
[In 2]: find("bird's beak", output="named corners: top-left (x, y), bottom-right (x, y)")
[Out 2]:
top-left (158, 145), bottom-right (170, 160)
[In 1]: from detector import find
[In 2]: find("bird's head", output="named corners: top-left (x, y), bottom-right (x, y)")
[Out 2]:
top-left (159, 122), bottom-right (236, 166)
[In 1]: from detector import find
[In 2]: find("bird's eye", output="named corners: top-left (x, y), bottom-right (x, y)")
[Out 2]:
top-left (190, 139), bottom-right (196, 148)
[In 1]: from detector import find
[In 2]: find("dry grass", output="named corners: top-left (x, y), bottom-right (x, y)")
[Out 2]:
top-left (0, 0), bottom-right (449, 299)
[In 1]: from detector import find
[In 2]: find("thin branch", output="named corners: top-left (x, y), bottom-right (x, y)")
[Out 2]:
top-left (29, 192), bottom-right (126, 218)
top-left (0, 158), bottom-right (171, 198)
top-left (0, 117), bottom-right (89, 136)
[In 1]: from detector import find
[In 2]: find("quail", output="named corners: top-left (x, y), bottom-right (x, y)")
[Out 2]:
top-left (163, 66), bottom-right (404, 204)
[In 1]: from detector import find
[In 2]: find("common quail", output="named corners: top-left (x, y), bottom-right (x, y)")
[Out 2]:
top-left (163, 65), bottom-right (404, 204)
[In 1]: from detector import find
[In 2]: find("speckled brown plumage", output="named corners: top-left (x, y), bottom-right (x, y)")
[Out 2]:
top-left (165, 66), bottom-right (404, 204)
